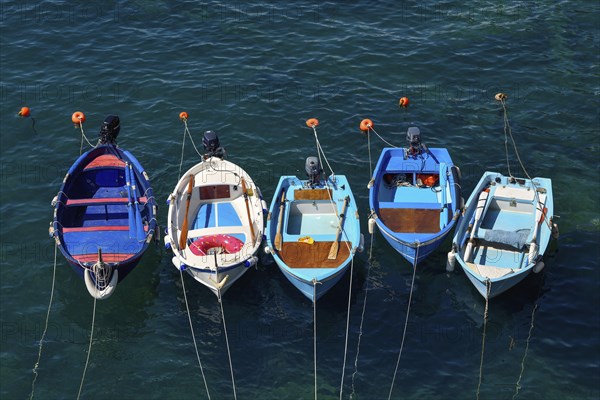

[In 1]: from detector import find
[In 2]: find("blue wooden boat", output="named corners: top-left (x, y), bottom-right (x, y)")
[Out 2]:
top-left (51, 116), bottom-right (157, 299)
top-left (449, 172), bottom-right (554, 299)
top-left (265, 157), bottom-right (362, 302)
top-left (164, 131), bottom-right (266, 296)
top-left (368, 127), bottom-right (462, 266)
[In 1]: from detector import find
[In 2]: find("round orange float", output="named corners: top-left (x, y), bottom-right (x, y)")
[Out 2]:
top-left (72, 111), bottom-right (85, 125)
top-left (399, 97), bottom-right (410, 108)
top-left (359, 118), bottom-right (373, 132)
top-left (18, 107), bottom-right (31, 117)
top-left (179, 111), bottom-right (189, 120)
top-left (305, 118), bottom-right (319, 128)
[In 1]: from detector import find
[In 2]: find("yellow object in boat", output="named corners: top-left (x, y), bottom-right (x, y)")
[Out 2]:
top-left (298, 236), bottom-right (314, 244)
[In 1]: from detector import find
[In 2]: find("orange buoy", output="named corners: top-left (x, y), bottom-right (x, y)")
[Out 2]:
top-left (399, 97), bottom-right (410, 108)
top-left (179, 111), bottom-right (189, 120)
top-left (72, 111), bottom-right (85, 125)
top-left (495, 93), bottom-right (508, 101)
top-left (305, 118), bottom-right (319, 128)
top-left (18, 107), bottom-right (31, 117)
top-left (359, 118), bottom-right (373, 132)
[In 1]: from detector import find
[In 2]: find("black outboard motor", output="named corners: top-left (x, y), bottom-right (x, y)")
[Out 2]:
top-left (202, 130), bottom-right (225, 159)
top-left (99, 115), bottom-right (120, 145)
top-left (305, 156), bottom-right (322, 187)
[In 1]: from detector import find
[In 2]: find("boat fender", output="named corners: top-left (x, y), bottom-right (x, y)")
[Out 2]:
top-left (357, 234), bottom-right (365, 253)
top-left (51, 195), bottom-right (58, 207)
top-left (244, 256), bottom-right (258, 268)
top-left (263, 245), bottom-right (272, 254)
top-left (261, 199), bottom-right (268, 215)
top-left (164, 234), bottom-right (172, 250)
top-left (552, 223), bottom-right (559, 239)
top-left (368, 217), bottom-right (376, 235)
top-left (446, 247), bottom-right (456, 272)
top-left (48, 222), bottom-right (54, 238)
top-left (367, 178), bottom-right (374, 189)
top-left (533, 261), bottom-right (545, 273)
top-left (84, 268), bottom-right (118, 300)
top-left (528, 242), bottom-right (538, 265)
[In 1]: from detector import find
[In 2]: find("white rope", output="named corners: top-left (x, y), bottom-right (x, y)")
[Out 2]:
top-left (184, 120), bottom-right (204, 159)
top-left (78, 124), bottom-right (95, 155)
top-left (367, 130), bottom-right (373, 179)
top-left (77, 291), bottom-right (97, 399)
top-left (476, 280), bottom-right (492, 400)
top-left (388, 242), bottom-right (419, 400)
top-left (179, 270), bottom-right (212, 399)
top-left (349, 233), bottom-right (375, 400)
top-left (178, 122), bottom-right (187, 181)
top-left (513, 279), bottom-right (545, 400)
top-left (217, 286), bottom-right (237, 400)
top-left (499, 99), bottom-right (552, 230)
top-left (29, 242), bottom-right (58, 400)
top-left (369, 126), bottom-right (398, 148)
top-left (313, 279), bottom-right (319, 400)
top-left (338, 256), bottom-right (355, 400)
top-left (311, 126), bottom-right (336, 179)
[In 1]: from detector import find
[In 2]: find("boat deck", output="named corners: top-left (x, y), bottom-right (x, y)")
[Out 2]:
top-left (278, 241), bottom-right (351, 268)
top-left (379, 208), bottom-right (442, 233)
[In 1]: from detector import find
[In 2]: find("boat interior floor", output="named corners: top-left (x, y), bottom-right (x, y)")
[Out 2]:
top-left (278, 241), bottom-right (351, 268)
top-left (379, 208), bottom-right (441, 233)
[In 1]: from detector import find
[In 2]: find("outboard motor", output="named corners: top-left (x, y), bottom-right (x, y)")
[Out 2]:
top-left (202, 130), bottom-right (225, 159)
top-left (98, 115), bottom-right (120, 145)
top-left (406, 126), bottom-right (421, 155)
top-left (305, 156), bottom-right (322, 187)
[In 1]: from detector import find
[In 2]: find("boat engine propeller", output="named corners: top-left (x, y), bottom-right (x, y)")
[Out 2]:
top-left (305, 156), bottom-right (322, 187)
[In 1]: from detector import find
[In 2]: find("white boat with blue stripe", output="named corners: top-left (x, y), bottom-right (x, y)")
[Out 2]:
top-left (165, 131), bottom-right (266, 296)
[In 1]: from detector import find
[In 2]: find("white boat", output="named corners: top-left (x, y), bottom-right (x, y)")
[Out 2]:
top-left (165, 131), bottom-right (266, 296)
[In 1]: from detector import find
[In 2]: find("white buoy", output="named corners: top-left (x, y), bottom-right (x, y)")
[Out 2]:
top-left (368, 217), bottom-right (376, 234)
top-left (552, 223), bottom-right (560, 239)
top-left (263, 245), bottom-right (272, 254)
top-left (446, 249), bottom-right (456, 272)
top-left (528, 242), bottom-right (538, 265)
top-left (533, 261), bottom-right (545, 273)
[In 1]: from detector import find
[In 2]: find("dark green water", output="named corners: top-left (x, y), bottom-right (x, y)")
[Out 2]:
top-left (1, 1), bottom-right (599, 399)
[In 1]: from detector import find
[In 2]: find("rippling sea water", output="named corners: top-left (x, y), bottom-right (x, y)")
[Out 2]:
top-left (1, 1), bottom-right (599, 399)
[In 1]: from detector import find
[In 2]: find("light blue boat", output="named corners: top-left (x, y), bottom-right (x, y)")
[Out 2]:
top-left (265, 157), bottom-right (362, 302)
top-left (368, 127), bottom-right (462, 266)
top-left (449, 172), bottom-right (555, 299)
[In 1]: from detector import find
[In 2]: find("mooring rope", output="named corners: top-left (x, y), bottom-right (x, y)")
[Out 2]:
top-left (387, 242), bottom-right (419, 400)
top-left (512, 274), bottom-right (545, 400)
top-left (311, 126), bottom-right (336, 180)
top-left (77, 292), bottom-right (97, 400)
top-left (217, 286), bottom-right (238, 400)
top-left (313, 279), bottom-right (319, 400)
top-left (476, 279), bottom-right (492, 400)
top-left (369, 125), bottom-right (398, 149)
top-left (29, 242), bottom-right (58, 400)
top-left (498, 97), bottom-right (552, 230)
top-left (178, 118), bottom-right (205, 182)
top-left (78, 124), bottom-right (95, 155)
top-left (179, 270), bottom-right (212, 400)
top-left (349, 231), bottom-right (376, 400)
top-left (338, 255), bottom-right (356, 400)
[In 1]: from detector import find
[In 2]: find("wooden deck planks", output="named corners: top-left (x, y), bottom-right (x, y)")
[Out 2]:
top-left (379, 208), bottom-right (441, 233)
top-left (293, 189), bottom-right (332, 201)
top-left (278, 241), bottom-right (351, 268)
